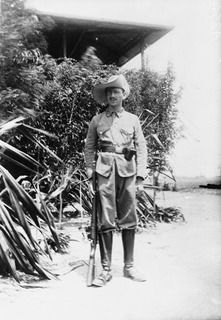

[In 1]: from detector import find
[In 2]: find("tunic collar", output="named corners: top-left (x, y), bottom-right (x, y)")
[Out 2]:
top-left (106, 107), bottom-right (125, 118)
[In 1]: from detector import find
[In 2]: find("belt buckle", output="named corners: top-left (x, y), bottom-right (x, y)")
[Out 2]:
top-left (115, 146), bottom-right (123, 154)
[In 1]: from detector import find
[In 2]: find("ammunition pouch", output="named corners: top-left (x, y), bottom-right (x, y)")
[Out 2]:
top-left (122, 148), bottom-right (136, 161)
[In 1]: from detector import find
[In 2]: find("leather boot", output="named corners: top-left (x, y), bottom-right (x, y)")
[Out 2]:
top-left (122, 228), bottom-right (146, 282)
top-left (92, 231), bottom-right (113, 287)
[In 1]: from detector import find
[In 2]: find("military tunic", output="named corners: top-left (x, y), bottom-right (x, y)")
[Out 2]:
top-left (85, 107), bottom-right (147, 232)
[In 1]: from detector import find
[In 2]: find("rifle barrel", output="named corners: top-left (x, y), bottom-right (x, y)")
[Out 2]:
top-left (86, 172), bottom-right (98, 286)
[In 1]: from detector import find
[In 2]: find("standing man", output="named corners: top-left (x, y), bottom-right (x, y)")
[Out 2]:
top-left (85, 74), bottom-right (147, 287)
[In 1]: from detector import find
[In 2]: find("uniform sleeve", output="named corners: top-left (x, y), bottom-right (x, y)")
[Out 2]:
top-left (134, 116), bottom-right (147, 179)
top-left (84, 116), bottom-right (98, 173)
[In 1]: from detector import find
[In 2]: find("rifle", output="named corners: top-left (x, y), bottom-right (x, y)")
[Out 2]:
top-left (86, 172), bottom-right (98, 286)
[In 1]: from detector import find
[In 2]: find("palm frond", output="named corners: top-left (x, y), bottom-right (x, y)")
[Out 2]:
top-left (142, 113), bottom-right (159, 131)
top-left (150, 133), bottom-right (165, 150)
top-left (39, 197), bottom-right (61, 252)
top-left (0, 164), bottom-right (44, 225)
top-left (22, 124), bottom-right (59, 139)
top-left (0, 139), bottom-right (45, 172)
top-left (0, 116), bottom-right (25, 136)
top-left (0, 200), bottom-right (57, 281)
top-left (0, 224), bottom-right (36, 275)
top-left (17, 125), bottom-right (64, 164)
top-left (0, 151), bottom-right (39, 174)
top-left (0, 232), bottom-right (20, 282)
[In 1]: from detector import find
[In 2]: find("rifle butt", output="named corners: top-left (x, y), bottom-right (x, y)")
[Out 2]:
top-left (86, 245), bottom-right (96, 286)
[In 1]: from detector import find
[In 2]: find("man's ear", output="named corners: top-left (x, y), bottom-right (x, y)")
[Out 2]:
top-left (122, 90), bottom-right (127, 100)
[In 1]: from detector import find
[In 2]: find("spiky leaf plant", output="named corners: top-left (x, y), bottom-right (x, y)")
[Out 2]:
top-left (0, 117), bottom-right (63, 282)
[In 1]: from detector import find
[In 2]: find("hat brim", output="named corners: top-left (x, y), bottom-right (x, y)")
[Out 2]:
top-left (93, 75), bottom-right (130, 104)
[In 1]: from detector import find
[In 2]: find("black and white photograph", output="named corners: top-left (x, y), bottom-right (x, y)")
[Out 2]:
top-left (0, 0), bottom-right (220, 319)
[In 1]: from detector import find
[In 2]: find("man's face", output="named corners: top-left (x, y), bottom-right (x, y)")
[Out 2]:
top-left (106, 87), bottom-right (125, 107)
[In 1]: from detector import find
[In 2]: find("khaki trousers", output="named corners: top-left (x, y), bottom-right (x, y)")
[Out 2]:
top-left (97, 160), bottom-right (137, 232)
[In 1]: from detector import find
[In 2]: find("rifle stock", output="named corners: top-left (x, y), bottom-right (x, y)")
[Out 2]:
top-left (86, 172), bottom-right (98, 286)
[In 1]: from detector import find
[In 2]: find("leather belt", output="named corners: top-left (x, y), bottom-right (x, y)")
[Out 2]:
top-left (100, 145), bottom-right (124, 154)
top-left (99, 144), bottom-right (136, 161)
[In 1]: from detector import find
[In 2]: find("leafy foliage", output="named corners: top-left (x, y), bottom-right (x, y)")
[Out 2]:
top-left (136, 189), bottom-right (185, 228)
top-left (0, 0), bottom-right (55, 119)
top-left (125, 68), bottom-right (182, 184)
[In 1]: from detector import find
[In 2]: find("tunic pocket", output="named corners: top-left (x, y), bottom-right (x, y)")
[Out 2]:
top-left (96, 121), bottom-right (111, 138)
top-left (115, 155), bottom-right (136, 177)
top-left (95, 153), bottom-right (114, 177)
top-left (120, 128), bottom-right (133, 145)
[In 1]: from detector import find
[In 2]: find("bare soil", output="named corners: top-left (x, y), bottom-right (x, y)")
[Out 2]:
top-left (1, 188), bottom-right (221, 320)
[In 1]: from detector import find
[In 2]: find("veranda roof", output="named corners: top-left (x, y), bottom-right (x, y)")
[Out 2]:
top-left (38, 13), bottom-right (172, 66)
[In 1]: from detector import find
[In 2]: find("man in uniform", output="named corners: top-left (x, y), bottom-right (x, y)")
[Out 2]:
top-left (85, 74), bottom-right (147, 287)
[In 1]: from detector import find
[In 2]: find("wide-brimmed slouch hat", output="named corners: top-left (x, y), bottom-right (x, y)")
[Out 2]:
top-left (93, 74), bottom-right (130, 104)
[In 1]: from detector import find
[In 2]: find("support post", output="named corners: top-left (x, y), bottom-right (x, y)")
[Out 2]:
top-left (141, 40), bottom-right (148, 71)
top-left (63, 25), bottom-right (67, 58)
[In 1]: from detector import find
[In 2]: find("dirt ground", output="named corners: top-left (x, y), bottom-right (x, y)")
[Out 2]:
top-left (1, 188), bottom-right (221, 320)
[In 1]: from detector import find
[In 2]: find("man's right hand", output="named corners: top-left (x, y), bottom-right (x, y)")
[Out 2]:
top-left (86, 167), bottom-right (93, 179)
top-left (88, 178), bottom-right (95, 197)
top-left (87, 168), bottom-right (95, 197)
